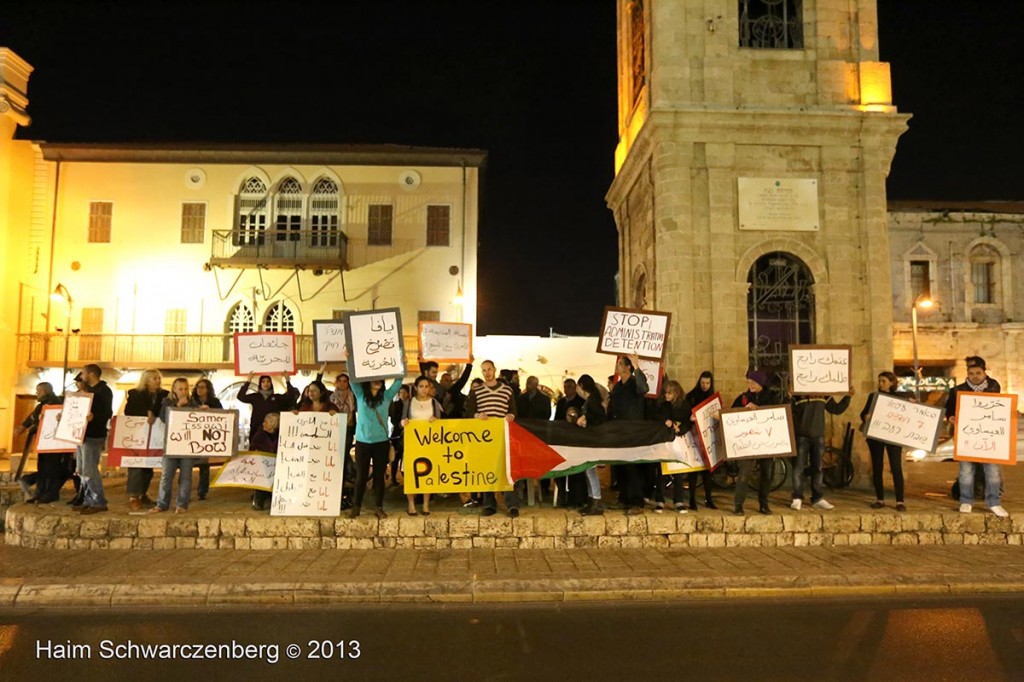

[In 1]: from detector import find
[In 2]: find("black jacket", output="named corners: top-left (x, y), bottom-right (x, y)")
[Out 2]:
top-left (84, 380), bottom-right (114, 439)
top-left (124, 387), bottom-right (170, 417)
top-left (555, 394), bottom-right (586, 422)
top-left (657, 398), bottom-right (694, 434)
top-left (608, 372), bottom-right (649, 421)
top-left (517, 390), bottom-right (552, 420)
top-left (791, 395), bottom-right (850, 438)
top-left (945, 377), bottom-right (1002, 419)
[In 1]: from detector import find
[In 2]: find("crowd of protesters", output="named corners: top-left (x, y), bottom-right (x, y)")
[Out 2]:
top-left (15, 355), bottom-right (1011, 521)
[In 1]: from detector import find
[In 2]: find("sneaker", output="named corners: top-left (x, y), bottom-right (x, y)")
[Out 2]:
top-left (508, 508), bottom-right (520, 519)
top-left (812, 499), bottom-right (835, 511)
top-left (959, 503), bottom-right (972, 514)
top-left (675, 502), bottom-right (687, 513)
top-left (870, 501), bottom-right (885, 510)
top-left (990, 505), bottom-right (1009, 518)
top-left (790, 499), bottom-right (802, 511)
top-left (654, 502), bottom-right (664, 514)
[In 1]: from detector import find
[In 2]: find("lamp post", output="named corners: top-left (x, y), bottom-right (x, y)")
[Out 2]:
top-left (910, 293), bottom-right (933, 402)
top-left (50, 283), bottom-right (73, 397)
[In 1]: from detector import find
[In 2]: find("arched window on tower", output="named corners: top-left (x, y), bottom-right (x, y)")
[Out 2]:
top-left (739, 0), bottom-right (803, 49)
top-left (274, 177), bottom-right (304, 243)
top-left (264, 302), bottom-right (295, 332)
top-left (309, 177), bottom-right (340, 247)
top-left (235, 177), bottom-right (268, 246)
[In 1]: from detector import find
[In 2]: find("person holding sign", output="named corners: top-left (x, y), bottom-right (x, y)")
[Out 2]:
top-left (731, 369), bottom-right (777, 516)
top-left (237, 373), bottom-right (299, 442)
top-left (150, 378), bottom-right (196, 514)
top-left (946, 357), bottom-right (1009, 518)
top-left (466, 360), bottom-right (521, 517)
top-left (400, 376), bottom-right (443, 515)
top-left (14, 382), bottom-right (63, 503)
top-left (685, 371), bottom-right (718, 510)
top-left (789, 389), bottom-right (852, 512)
top-left (190, 378), bottom-right (223, 501)
top-left (250, 413), bottom-right (280, 511)
top-left (349, 378), bottom-right (403, 520)
top-left (656, 380), bottom-right (694, 514)
top-left (122, 369), bottom-right (169, 511)
top-left (70, 365), bottom-right (113, 515)
top-left (573, 374), bottom-right (606, 515)
top-left (607, 354), bottom-right (649, 515)
top-left (860, 371), bottom-right (907, 511)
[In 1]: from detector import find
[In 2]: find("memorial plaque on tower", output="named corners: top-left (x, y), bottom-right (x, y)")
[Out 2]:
top-left (738, 178), bottom-right (820, 231)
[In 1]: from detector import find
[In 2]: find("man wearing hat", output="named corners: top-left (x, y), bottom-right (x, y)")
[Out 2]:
top-left (731, 369), bottom-right (778, 515)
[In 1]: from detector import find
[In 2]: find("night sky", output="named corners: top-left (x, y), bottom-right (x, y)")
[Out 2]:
top-left (3, 1), bottom-right (1020, 335)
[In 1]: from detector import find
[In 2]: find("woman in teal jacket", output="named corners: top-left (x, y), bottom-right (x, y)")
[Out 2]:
top-left (349, 378), bottom-right (402, 519)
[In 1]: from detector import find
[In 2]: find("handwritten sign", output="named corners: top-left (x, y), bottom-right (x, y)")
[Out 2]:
top-left (661, 431), bottom-right (708, 475)
top-left (790, 345), bottom-right (852, 395)
top-left (233, 332), bottom-right (297, 376)
top-left (107, 415), bottom-right (164, 468)
top-left (271, 412), bottom-right (346, 516)
top-left (53, 392), bottom-right (93, 445)
top-left (865, 393), bottom-right (944, 453)
top-left (403, 418), bottom-right (513, 495)
top-left (213, 453), bottom-right (276, 492)
top-left (418, 321), bottom-right (472, 363)
top-left (344, 308), bottom-right (406, 382)
top-left (313, 320), bottom-right (348, 363)
top-left (33, 406), bottom-right (76, 453)
top-left (720, 405), bottom-right (797, 460)
top-left (164, 408), bottom-right (240, 458)
top-left (597, 306), bottom-right (672, 361)
top-left (637, 358), bottom-right (664, 399)
top-left (692, 393), bottom-right (725, 469)
top-left (954, 392), bottom-right (1019, 465)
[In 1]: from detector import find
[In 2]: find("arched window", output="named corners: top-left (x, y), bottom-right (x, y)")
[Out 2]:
top-left (264, 302), bottom-right (295, 332)
top-left (969, 244), bottom-right (1000, 305)
top-left (740, 0), bottom-right (803, 49)
top-left (226, 302), bottom-right (256, 334)
top-left (236, 177), bottom-right (268, 246)
top-left (632, 266), bottom-right (648, 309)
top-left (747, 252), bottom-right (815, 390)
top-left (274, 177), bottom-right (304, 243)
top-left (309, 177), bottom-right (340, 247)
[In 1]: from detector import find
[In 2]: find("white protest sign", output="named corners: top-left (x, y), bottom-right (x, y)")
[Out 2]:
top-left (693, 393), bottom-right (725, 469)
top-left (720, 404), bottom-right (797, 460)
top-left (597, 306), bottom-right (672, 361)
top-left (344, 308), bottom-right (406, 382)
top-left (271, 412), bottom-right (347, 516)
top-left (34, 406), bottom-right (76, 453)
top-left (661, 431), bottom-right (708, 474)
top-left (213, 453), bottom-right (276, 492)
top-left (313, 320), bottom-right (348, 363)
top-left (953, 392), bottom-right (1019, 465)
top-left (418, 321), bottom-right (472, 363)
top-left (637, 358), bottom-right (663, 399)
top-left (233, 332), bottom-right (297, 376)
top-left (108, 415), bottom-right (163, 468)
top-left (865, 393), bottom-right (945, 453)
top-left (790, 345), bottom-right (852, 395)
top-left (53, 392), bottom-right (93, 445)
top-left (164, 408), bottom-right (240, 458)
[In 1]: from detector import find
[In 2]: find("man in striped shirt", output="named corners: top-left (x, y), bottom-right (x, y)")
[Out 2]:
top-left (465, 359), bottom-right (521, 517)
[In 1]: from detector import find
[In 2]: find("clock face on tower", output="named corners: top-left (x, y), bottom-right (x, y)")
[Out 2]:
top-left (628, 0), bottom-right (646, 106)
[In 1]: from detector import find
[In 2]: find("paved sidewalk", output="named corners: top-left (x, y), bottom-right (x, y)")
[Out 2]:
top-left (2, 542), bottom-right (1023, 608)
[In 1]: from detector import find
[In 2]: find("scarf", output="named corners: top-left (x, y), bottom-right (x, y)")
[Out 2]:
top-left (966, 378), bottom-right (989, 392)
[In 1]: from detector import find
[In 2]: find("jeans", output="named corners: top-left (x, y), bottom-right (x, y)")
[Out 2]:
top-left (483, 479), bottom-right (524, 512)
top-left (126, 467), bottom-right (154, 497)
top-left (353, 440), bottom-right (389, 509)
top-left (584, 467), bottom-right (601, 499)
top-left (77, 437), bottom-right (107, 507)
top-left (734, 458), bottom-right (773, 507)
top-left (867, 438), bottom-right (904, 502)
top-left (958, 461), bottom-right (1002, 508)
top-left (157, 456), bottom-right (194, 510)
top-left (793, 436), bottom-right (825, 503)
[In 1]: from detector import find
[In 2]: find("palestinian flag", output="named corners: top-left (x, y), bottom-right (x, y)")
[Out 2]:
top-left (509, 418), bottom-right (699, 479)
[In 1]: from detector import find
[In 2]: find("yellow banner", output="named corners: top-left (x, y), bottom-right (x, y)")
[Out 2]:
top-left (403, 418), bottom-right (512, 494)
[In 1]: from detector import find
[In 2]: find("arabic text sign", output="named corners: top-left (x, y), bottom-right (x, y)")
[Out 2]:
top-left (53, 392), bottom-right (93, 445)
top-left (233, 332), bottom-right (297, 376)
top-left (954, 392), bottom-right (1019, 465)
top-left (865, 393), bottom-right (944, 453)
top-left (637, 358), bottom-right (664, 399)
top-left (418, 321), bottom-right (472, 363)
top-left (661, 432), bottom-right (708, 474)
top-left (164, 408), bottom-right (239, 458)
top-left (313, 320), bottom-right (348, 363)
top-left (33, 406), bottom-right (76, 453)
top-left (271, 412), bottom-right (346, 516)
top-left (597, 307), bottom-right (672, 361)
top-left (403, 418), bottom-right (512, 495)
top-left (790, 345), bottom-right (852, 395)
top-left (344, 308), bottom-right (406, 382)
top-left (692, 394), bottom-right (725, 469)
top-left (107, 415), bottom-right (164, 468)
top-left (720, 405), bottom-right (797, 460)
top-left (213, 453), bottom-right (276, 492)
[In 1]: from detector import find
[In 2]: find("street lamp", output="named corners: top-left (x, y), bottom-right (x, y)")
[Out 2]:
top-left (910, 293), bottom-right (934, 402)
top-left (50, 283), bottom-right (73, 396)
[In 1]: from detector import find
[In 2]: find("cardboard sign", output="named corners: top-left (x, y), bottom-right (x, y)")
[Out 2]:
top-left (53, 392), bottom-right (93, 445)
top-left (790, 345), bottom-right (852, 395)
top-left (33, 406), bottom-right (76, 453)
top-left (344, 308), bottom-right (406, 382)
top-left (418, 321), bottom-right (472, 363)
top-left (271, 412), bottom-right (346, 516)
top-left (637, 358), bottom-right (664, 399)
top-left (233, 332), bottom-right (297, 376)
top-left (865, 393), bottom-right (944, 453)
top-left (692, 393), bottom-right (725, 470)
top-left (107, 415), bottom-right (165, 468)
top-left (213, 453), bottom-right (276, 492)
top-left (661, 431), bottom-right (708, 474)
top-left (953, 392), bottom-right (1019, 465)
top-left (720, 404), bottom-right (797, 460)
top-left (164, 408), bottom-right (240, 458)
top-left (313, 320), bottom-right (348, 363)
top-left (403, 418), bottom-right (513, 495)
top-left (597, 306), bottom-right (672, 361)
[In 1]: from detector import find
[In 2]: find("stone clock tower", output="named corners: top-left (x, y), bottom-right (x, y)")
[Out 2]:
top-left (607, 0), bottom-right (909, 396)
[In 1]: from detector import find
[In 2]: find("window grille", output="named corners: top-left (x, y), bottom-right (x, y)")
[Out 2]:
top-left (236, 177), bottom-right (268, 246)
top-left (310, 177), bottom-right (340, 247)
top-left (275, 177), bottom-right (303, 243)
top-left (910, 260), bottom-right (931, 300)
top-left (264, 302), bottom-right (295, 332)
top-left (739, 0), bottom-right (803, 49)
top-left (88, 202), bottom-right (112, 243)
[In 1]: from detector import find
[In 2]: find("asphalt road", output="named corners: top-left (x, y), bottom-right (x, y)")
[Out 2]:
top-left (2, 596), bottom-right (1023, 681)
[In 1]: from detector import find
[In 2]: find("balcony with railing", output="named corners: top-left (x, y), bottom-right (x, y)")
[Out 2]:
top-left (210, 229), bottom-right (349, 270)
